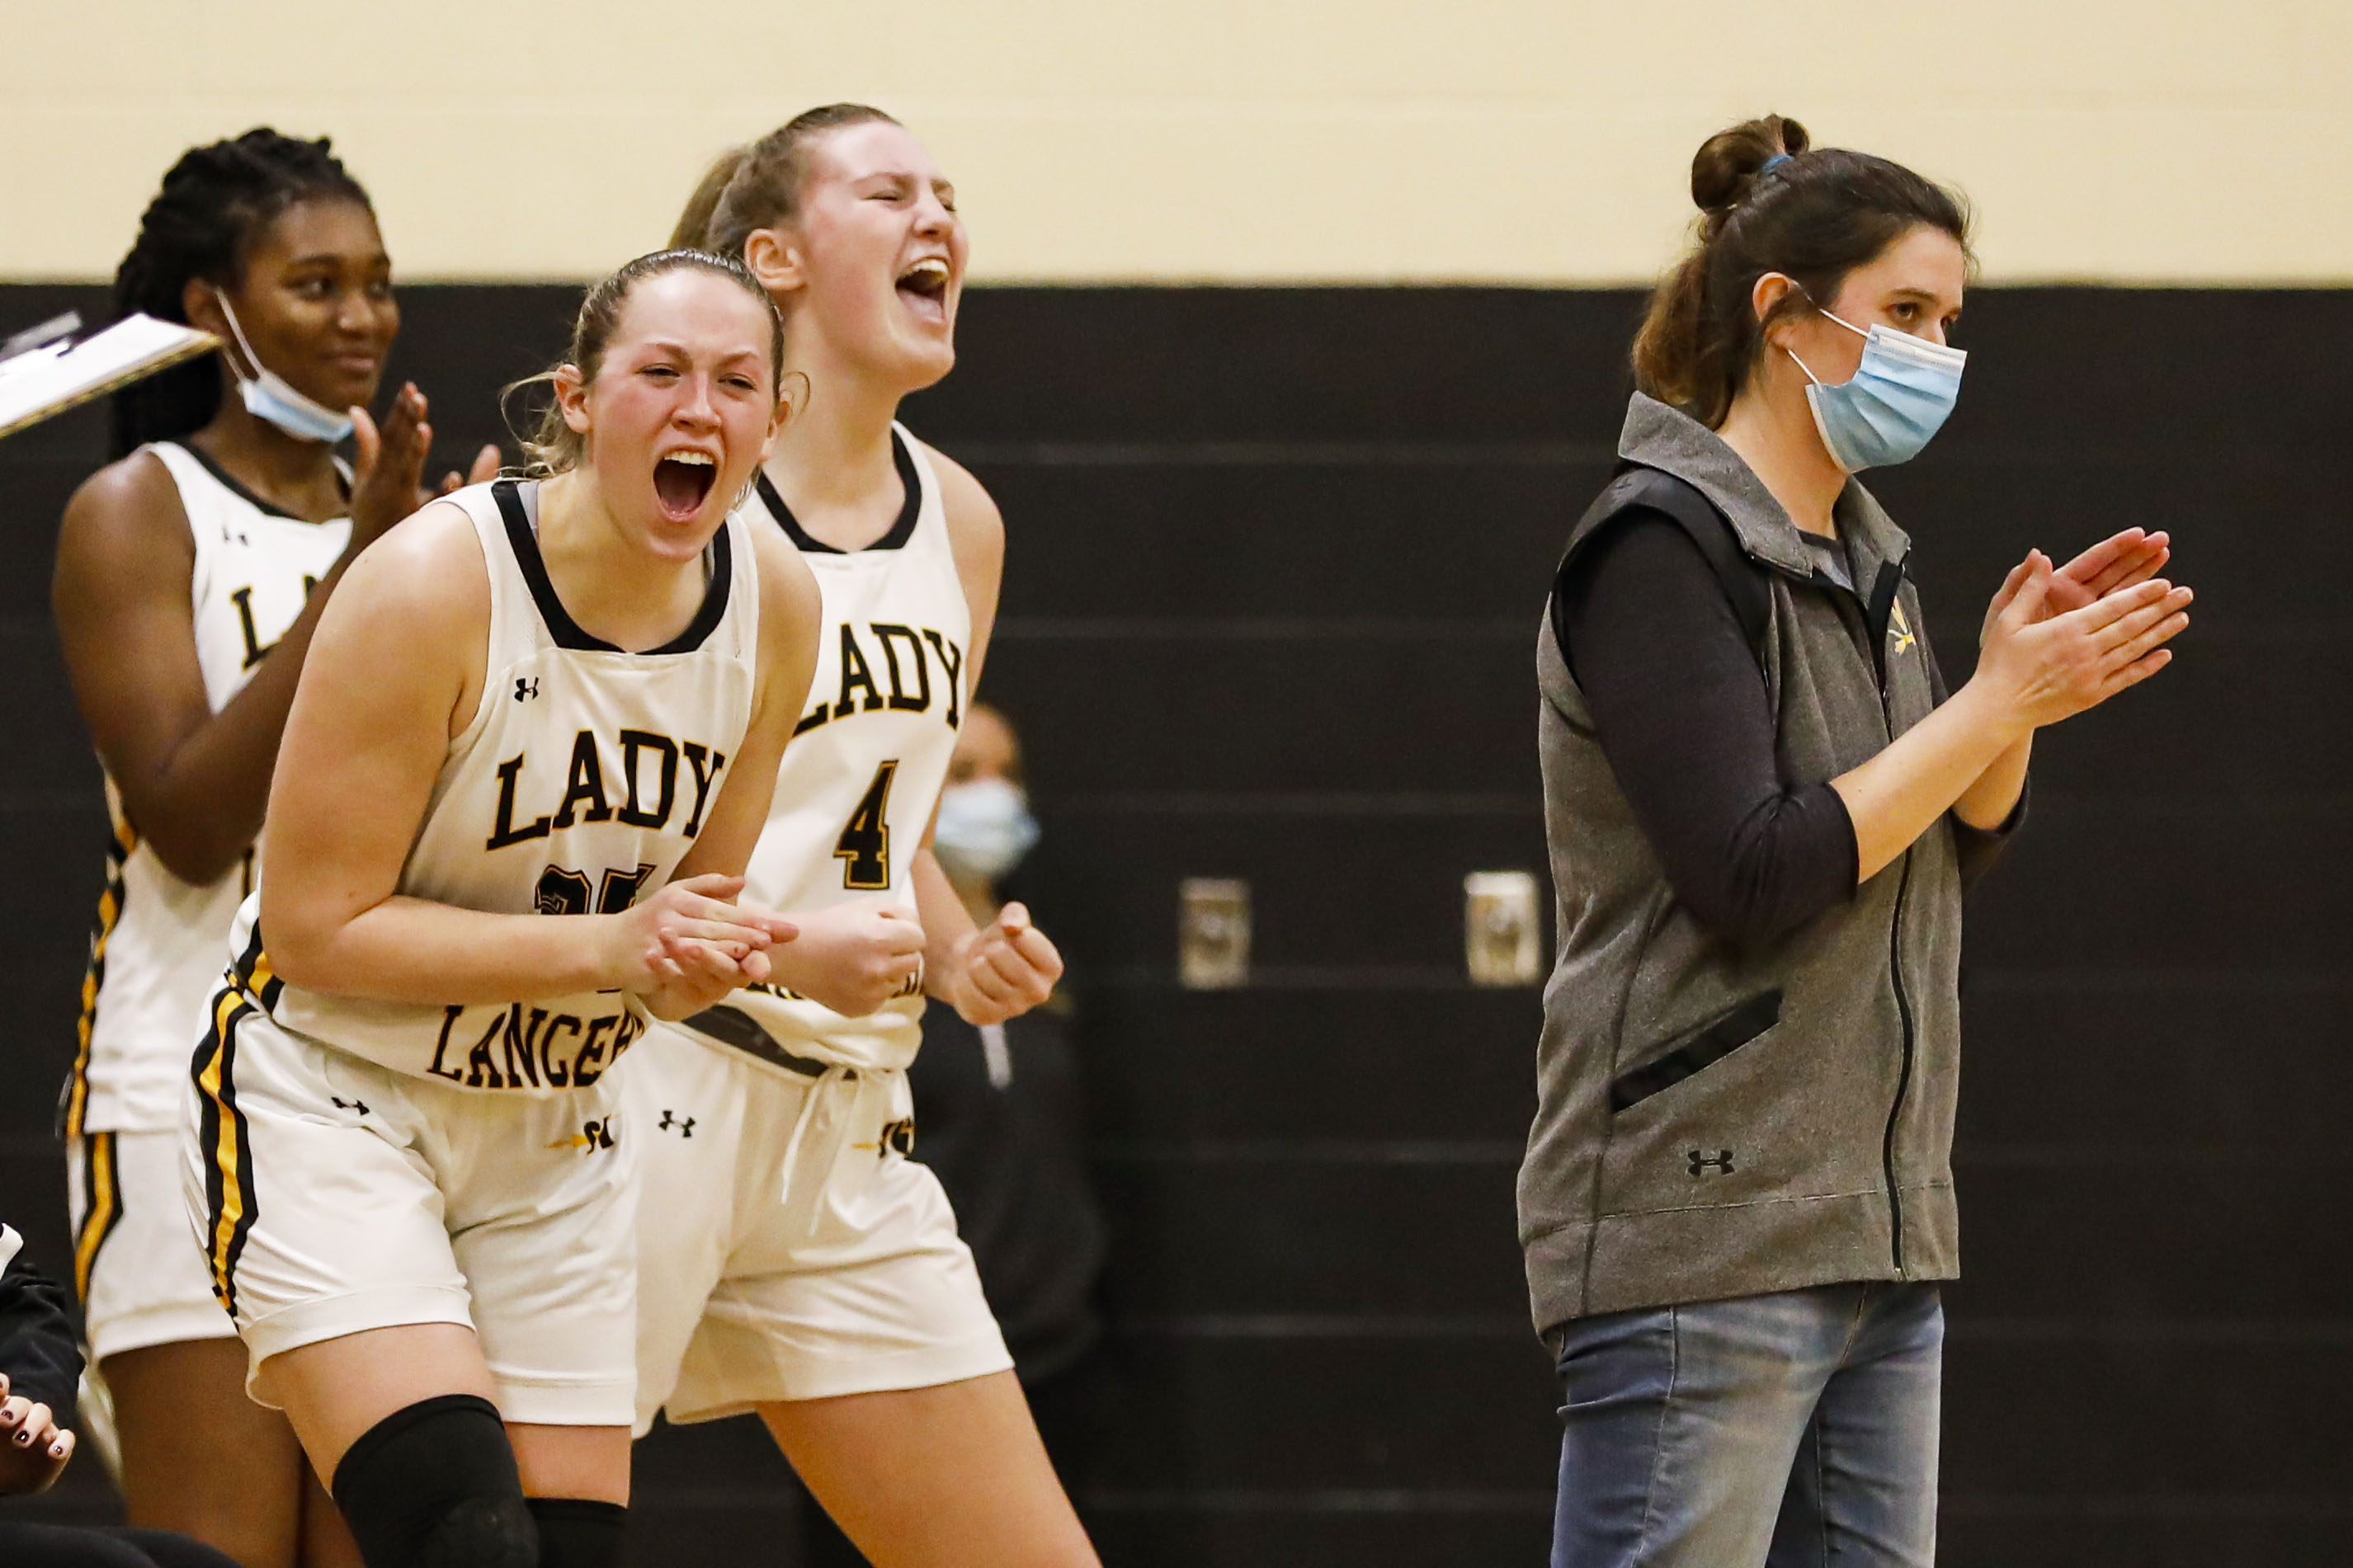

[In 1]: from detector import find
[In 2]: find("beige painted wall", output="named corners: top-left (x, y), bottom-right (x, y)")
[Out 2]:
top-left (7, 1), bottom-right (2349, 285)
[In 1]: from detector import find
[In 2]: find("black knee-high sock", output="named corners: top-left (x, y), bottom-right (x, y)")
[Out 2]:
top-left (526, 1499), bottom-right (625, 1568)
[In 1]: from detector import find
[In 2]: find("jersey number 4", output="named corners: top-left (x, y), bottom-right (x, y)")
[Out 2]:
top-left (836, 761), bottom-right (898, 890)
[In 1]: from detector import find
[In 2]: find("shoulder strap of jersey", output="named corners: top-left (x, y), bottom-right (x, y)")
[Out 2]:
top-left (1549, 463), bottom-right (1771, 673)
top-left (140, 440), bottom-right (213, 524)
top-left (722, 506), bottom-right (762, 662)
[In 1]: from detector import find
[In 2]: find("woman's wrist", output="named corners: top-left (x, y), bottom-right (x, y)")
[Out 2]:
top-left (1950, 672), bottom-right (2034, 750)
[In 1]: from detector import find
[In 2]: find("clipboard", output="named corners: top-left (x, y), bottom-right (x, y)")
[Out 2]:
top-left (0, 313), bottom-right (220, 441)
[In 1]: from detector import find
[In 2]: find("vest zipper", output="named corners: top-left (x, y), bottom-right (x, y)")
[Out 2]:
top-left (1882, 852), bottom-right (1917, 1276)
top-left (1813, 549), bottom-right (1922, 1278)
top-left (1864, 563), bottom-right (1917, 1279)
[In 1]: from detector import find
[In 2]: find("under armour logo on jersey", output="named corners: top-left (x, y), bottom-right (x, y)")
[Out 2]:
top-left (331, 1095), bottom-right (370, 1116)
top-left (1687, 1148), bottom-right (1736, 1176)
top-left (515, 677), bottom-right (540, 702)
top-left (658, 1110), bottom-right (696, 1137)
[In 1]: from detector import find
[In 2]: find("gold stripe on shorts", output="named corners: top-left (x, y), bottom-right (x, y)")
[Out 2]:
top-left (70, 1129), bottom-right (122, 1302)
top-left (191, 986), bottom-right (259, 1316)
top-left (63, 818), bottom-right (137, 1138)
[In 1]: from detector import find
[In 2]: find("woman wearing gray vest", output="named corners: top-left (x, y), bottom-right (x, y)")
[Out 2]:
top-left (1528, 115), bottom-right (2192, 1567)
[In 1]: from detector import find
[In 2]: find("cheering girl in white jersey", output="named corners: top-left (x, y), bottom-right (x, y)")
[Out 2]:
top-left (54, 128), bottom-right (495, 1568)
top-left (178, 249), bottom-right (828, 1568)
top-left (640, 107), bottom-right (1092, 1567)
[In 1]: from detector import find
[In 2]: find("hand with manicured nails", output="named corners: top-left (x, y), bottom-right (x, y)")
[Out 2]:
top-left (941, 901), bottom-right (1063, 1027)
top-left (0, 1373), bottom-right (74, 1495)
top-left (615, 873), bottom-right (798, 1019)
top-left (347, 382), bottom-right (502, 549)
top-left (763, 902), bottom-right (929, 1019)
top-left (1973, 553), bottom-right (2191, 734)
top-left (1983, 527), bottom-right (2173, 644)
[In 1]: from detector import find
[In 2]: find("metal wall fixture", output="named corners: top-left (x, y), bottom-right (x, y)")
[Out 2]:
top-left (1178, 877), bottom-right (1252, 989)
top-left (1464, 870), bottom-right (1543, 986)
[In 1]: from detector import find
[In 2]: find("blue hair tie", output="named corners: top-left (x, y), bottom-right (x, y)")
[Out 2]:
top-left (1761, 153), bottom-right (1792, 173)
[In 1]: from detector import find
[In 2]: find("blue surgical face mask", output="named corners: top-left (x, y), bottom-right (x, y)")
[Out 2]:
top-left (932, 778), bottom-right (1040, 885)
top-left (1786, 307), bottom-right (1966, 473)
top-left (213, 293), bottom-right (356, 445)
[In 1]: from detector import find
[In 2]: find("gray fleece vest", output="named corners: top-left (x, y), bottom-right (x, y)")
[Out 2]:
top-left (1519, 393), bottom-right (1964, 1333)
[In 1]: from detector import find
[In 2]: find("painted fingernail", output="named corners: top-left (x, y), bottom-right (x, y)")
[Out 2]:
top-left (16, 1429), bottom-right (32, 1445)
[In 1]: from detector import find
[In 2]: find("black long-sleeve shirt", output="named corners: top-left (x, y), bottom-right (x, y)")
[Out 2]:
top-left (1555, 513), bottom-right (2016, 950)
top-left (0, 1227), bottom-right (79, 1424)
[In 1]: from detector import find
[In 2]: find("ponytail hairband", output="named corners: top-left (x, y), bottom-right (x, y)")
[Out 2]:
top-left (1760, 153), bottom-right (1792, 173)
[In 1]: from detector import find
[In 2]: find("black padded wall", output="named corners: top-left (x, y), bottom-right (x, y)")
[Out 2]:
top-left (0, 284), bottom-right (2346, 1566)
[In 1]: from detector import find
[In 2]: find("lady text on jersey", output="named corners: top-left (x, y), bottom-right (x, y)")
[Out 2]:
top-left (224, 478), bottom-right (760, 1090)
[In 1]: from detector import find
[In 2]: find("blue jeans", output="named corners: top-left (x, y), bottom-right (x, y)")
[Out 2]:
top-left (1549, 1283), bottom-right (1943, 1568)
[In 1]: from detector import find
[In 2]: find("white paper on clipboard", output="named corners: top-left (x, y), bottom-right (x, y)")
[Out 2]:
top-left (0, 314), bottom-right (219, 440)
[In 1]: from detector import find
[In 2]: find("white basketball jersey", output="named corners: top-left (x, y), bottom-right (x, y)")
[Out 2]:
top-left (66, 442), bottom-right (351, 1136)
top-left (675, 425), bottom-right (970, 1074)
top-left (226, 478), bottom-right (760, 1090)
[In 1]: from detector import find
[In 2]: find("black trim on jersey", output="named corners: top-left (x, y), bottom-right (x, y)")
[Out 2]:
top-left (177, 440), bottom-right (349, 522)
top-left (753, 428), bottom-right (922, 554)
top-left (492, 479), bottom-right (733, 655)
top-left (684, 1003), bottom-right (834, 1078)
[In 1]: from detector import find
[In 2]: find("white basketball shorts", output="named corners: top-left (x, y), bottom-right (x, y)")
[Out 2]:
top-left (180, 987), bottom-right (637, 1426)
top-left (68, 1127), bottom-right (236, 1363)
top-left (628, 1023), bottom-right (1011, 1432)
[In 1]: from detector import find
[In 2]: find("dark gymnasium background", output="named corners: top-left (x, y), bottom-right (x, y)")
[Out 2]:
top-left (1, 280), bottom-right (2347, 1566)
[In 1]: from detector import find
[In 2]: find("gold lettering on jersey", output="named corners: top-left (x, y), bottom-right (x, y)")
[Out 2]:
top-left (681, 743), bottom-right (727, 837)
top-left (870, 624), bottom-right (932, 712)
top-left (229, 581), bottom-right (316, 670)
top-left (832, 623), bottom-right (886, 718)
top-left (488, 732), bottom-right (722, 850)
top-left (616, 731), bottom-right (679, 828)
top-left (922, 629), bottom-right (965, 727)
top-left (502, 1005), bottom-right (549, 1089)
top-left (229, 586), bottom-right (274, 671)
top-left (486, 756), bottom-right (554, 850)
top-left (795, 624), bottom-right (965, 736)
top-left (552, 731), bottom-right (614, 827)
top-left (425, 1001), bottom-right (645, 1089)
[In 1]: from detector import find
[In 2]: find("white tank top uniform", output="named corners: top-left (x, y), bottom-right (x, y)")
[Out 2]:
top-left (179, 479), bottom-right (760, 1424)
top-left (630, 426), bottom-right (1011, 1427)
top-left (65, 441), bottom-right (349, 1362)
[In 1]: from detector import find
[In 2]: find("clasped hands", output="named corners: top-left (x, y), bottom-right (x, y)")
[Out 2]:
top-left (620, 876), bottom-right (1061, 1025)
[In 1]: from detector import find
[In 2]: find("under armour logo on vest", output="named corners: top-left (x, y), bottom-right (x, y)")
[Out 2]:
top-left (1687, 1148), bottom-right (1735, 1176)
top-left (515, 677), bottom-right (540, 702)
top-left (658, 1110), bottom-right (696, 1137)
